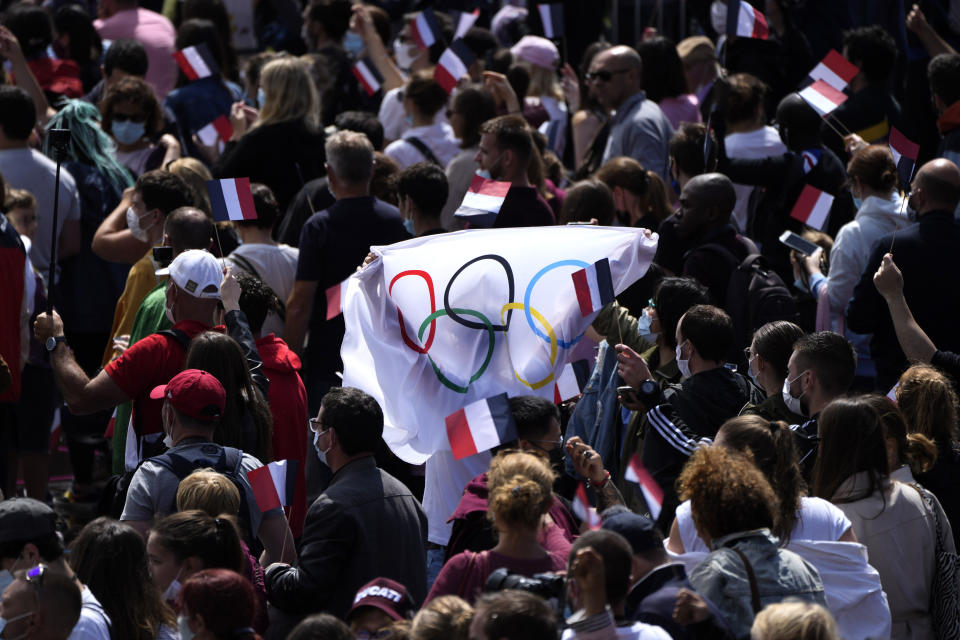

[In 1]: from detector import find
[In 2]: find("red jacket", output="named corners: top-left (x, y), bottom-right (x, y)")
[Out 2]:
top-left (257, 334), bottom-right (308, 538)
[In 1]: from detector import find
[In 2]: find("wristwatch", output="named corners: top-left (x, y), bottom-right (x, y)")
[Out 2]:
top-left (45, 336), bottom-right (67, 352)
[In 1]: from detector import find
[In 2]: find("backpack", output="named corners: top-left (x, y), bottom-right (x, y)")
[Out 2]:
top-left (701, 243), bottom-right (800, 353)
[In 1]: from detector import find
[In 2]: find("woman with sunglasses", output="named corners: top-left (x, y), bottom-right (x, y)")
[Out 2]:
top-left (100, 76), bottom-right (180, 176)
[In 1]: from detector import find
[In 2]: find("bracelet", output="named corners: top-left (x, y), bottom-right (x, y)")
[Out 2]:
top-left (589, 470), bottom-right (610, 490)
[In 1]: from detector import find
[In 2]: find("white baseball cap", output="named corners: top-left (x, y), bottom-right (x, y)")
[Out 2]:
top-left (156, 249), bottom-right (222, 298)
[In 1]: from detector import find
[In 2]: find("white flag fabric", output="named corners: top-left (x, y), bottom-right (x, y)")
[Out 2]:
top-left (341, 226), bottom-right (658, 464)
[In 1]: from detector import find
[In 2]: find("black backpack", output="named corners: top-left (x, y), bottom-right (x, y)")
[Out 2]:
top-left (701, 244), bottom-right (800, 352)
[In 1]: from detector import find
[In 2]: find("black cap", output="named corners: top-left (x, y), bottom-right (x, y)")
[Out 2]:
top-left (601, 510), bottom-right (663, 554)
top-left (0, 498), bottom-right (57, 544)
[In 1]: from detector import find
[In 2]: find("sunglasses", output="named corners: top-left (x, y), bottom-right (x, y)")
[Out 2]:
top-left (585, 68), bottom-right (631, 82)
top-left (112, 113), bottom-right (147, 123)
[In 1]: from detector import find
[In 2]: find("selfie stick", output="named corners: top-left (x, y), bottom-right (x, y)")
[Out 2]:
top-left (47, 128), bottom-right (71, 314)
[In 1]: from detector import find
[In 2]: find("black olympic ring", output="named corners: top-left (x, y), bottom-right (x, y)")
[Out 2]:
top-left (442, 254), bottom-right (515, 332)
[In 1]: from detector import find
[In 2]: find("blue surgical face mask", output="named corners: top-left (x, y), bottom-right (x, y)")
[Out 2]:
top-left (343, 31), bottom-right (365, 56)
top-left (476, 168), bottom-right (492, 180)
top-left (403, 217), bottom-right (416, 235)
top-left (112, 119), bottom-right (145, 145)
top-left (635, 309), bottom-right (658, 342)
top-left (178, 615), bottom-right (194, 640)
top-left (257, 87), bottom-right (267, 109)
top-left (852, 195), bottom-right (863, 210)
top-left (747, 355), bottom-right (761, 387)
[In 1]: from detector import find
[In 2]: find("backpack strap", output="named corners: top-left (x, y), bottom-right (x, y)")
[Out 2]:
top-left (731, 547), bottom-right (763, 614)
top-left (405, 136), bottom-right (442, 166)
top-left (157, 328), bottom-right (192, 352)
top-left (698, 242), bottom-right (742, 269)
top-left (229, 254), bottom-right (263, 281)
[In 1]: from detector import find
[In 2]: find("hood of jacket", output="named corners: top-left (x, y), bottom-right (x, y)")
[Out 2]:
top-left (256, 334), bottom-right (301, 373)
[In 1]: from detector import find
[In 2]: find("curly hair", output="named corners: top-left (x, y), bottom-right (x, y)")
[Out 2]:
top-left (100, 76), bottom-right (164, 139)
top-left (715, 416), bottom-right (806, 544)
top-left (677, 446), bottom-right (777, 542)
top-left (410, 595), bottom-right (473, 640)
top-left (897, 364), bottom-right (960, 447)
top-left (487, 451), bottom-right (555, 531)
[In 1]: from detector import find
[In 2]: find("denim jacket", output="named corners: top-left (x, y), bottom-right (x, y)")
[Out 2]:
top-left (565, 339), bottom-right (623, 480)
top-left (688, 529), bottom-right (827, 640)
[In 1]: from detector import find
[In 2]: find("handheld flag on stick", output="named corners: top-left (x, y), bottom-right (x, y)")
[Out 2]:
top-left (624, 454), bottom-right (663, 520)
top-left (807, 50), bottom-right (859, 92)
top-left (572, 258), bottom-right (615, 317)
top-left (538, 3), bottom-right (565, 39)
top-left (206, 178), bottom-right (257, 222)
top-left (453, 8), bottom-right (480, 39)
top-left (325, 276), bottom-right (350, 320)
top-left (889, 127), bottom-right (919, 188)
top-left (573, 484), bottom-right (602, 529)
top-left (196, 114), bottom-right (233, 147)
top-left (173, 43), bottom-right (219, 81)
top-left (790, 184), bottom-right (834, 231)
top-left (727, 0), bottom-right (769, 39)
top-left (445, 393), bottom-right (518, 460)
top-left (797, 81), bottom-right (848, 117)
top-left (454, 175), bottom-right (511, 225)
top-left (248, 460), bottom-right (299, 512)
top-left (435, 40), bottom-right (476, 94)
top-left (410, 8), bottom-right (441, 50)
top-left (352, 57), bottom-right (384, 97)
top-left (554, 359), bottom-right (591, 403)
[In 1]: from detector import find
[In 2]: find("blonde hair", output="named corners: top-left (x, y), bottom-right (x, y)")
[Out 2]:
top-left (257, 57), bottom-right (321, 131)
top-left (410, 595), bottom-right (473, 640)
top-left (750, 602), bottom-right (840, 640)
top-left (165, 157), bottom-right (214, 218)
top-left (176, 468), bottom-right (242, 517)
top-left (4, 188), bottom-right (37, 211)
top-left (523, 63), bottom-right (564, 101)
top-left (486, 451), bottom-right (555, 531)
top-left (897, 364), bottom-right (960, 445)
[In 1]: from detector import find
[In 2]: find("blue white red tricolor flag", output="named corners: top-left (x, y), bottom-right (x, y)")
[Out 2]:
top-left (206, 178), bottom-right (257, 222)
top-left (572, 258), bottom-right (615, 317)
top-left (410, 8), bottom-right (441, 50)
top-left (247, 460), bottom-right (299, 512)
top-left (889, 127), bottom-right (919, 187)
top-left (538, 3), bottom-right (565, 39)
top-left (800, 149), bottom-right (822, 175)
top-left (573, 483), bottom-right (602, 529)
top-left (454, 175), bottom-right (511, 225)
top-left (798, 80), bottom-right (848, 116)
top-left (173, 43), bottom-right (218, 80)
top-left (352, 57), bottom-right (383, 96)
top-left (325, 276), bottom-right (350, 320)
top-left (807, 50), bottom-right (859, 92)
top-left (435, 39), bottom-right (475, 94)
top-left (554, 359), bottom-right (590, 403)
top-left (453, 8), bottom-right (480, 39)
top-left (790, 184), bottom-right (834, 231)
top-left (726, 0), bottom-right (769, 40)
top-left (196, 114), bottom-right (233, 147)
top-left (625, 454), bottom-right (663, 520)
top-left (445, 393), bottom-right (518, 460)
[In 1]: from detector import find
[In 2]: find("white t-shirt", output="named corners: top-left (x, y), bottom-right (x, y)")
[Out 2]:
top-left (724, 126), bottom-right (787, 233)
top-left (226, 242), bottom-right (299, 336)
top-left (560, 621), bottom-right (672, 640)
top-left (379, 86), bottom-right (449, 145)
top-left (675, 496), bottom-right (851, 553)
top-left (384, 123), bottom-right (461, 169)
top-left (68, 586), bottom-right (111, 640)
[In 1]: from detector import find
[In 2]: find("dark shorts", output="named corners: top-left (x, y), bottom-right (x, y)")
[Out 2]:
top-left (0, 363), bottom-right (56, 453)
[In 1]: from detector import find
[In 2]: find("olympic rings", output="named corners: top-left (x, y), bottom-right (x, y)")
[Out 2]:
top-left (443, 255), bottom-right (515, 332)
top-left (389, 270), bottom-right (436, 354)
top-left (524, 260), bottom-right (589, 348)
top-left (417, 308), bottom-right (496, 394)
top-left (500, 302), bottom-right (557, 390)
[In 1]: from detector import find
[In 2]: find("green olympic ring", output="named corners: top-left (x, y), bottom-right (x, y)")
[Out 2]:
top-left (418, 307), bottom-right (496, 394)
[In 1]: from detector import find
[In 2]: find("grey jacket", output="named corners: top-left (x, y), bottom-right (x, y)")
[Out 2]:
top-left (688, 529), bottom-right (826, 639)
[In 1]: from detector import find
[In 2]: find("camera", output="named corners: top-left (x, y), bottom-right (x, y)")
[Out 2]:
top-left (485, 567), bottom-right (566, 601)
top-left (48, 128), bottom-right (71, 162)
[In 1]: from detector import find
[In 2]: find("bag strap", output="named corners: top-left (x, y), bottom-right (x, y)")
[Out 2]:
top-left (229, 253), bottom-right (262, 281)
top-left (405, 136), bottom-right (442, 166)
top-left (731, 548), bottom-right (763, 615)
top-left (698, 242), bottom-right (742, 269)
top-left (911, 482), bottom-right (947, 550)
top-left (157, 328), bottom-right (192, 352)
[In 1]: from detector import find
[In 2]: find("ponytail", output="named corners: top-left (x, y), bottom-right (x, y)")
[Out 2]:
top-left (904, 432), bottom-right (938, 475)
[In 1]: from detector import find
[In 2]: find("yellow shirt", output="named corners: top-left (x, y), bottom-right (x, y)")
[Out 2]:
top-left (101, 251), bottom-right (165, 366)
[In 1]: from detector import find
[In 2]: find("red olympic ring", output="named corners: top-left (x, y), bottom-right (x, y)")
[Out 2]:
top-left (389, 270), bottom-right (437, 354)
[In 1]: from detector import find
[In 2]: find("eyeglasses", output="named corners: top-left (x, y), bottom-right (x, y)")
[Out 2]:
top-left (743, 347), bottom-right (754, 361)
top-left (585, 68), bottom-right (632, 82)
top-left (308, 418), bottom-right (325, 434)
top-left (647, 298), bottom-right (656, 309)
top-left (530, 436), bottom-right (564, 450)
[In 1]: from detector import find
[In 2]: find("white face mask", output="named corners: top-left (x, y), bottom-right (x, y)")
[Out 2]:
top-left (178, 615), bottom-right (194, 640)
top-left (675, 340), bottom-right (692, 379)
top-left (782, 371), bottom-right (807, 416)
top-left (747, 354), bottom-right (761, 387)
top-left (393, 38), bottom-right (419, 71)
top-left (163, 567), bottom-right (183, 603)
top-left (126, 206), bottom-right (154, 242)
top-left (636, 308), bottom-right (658, 341)
top-left (710, 0), bottom-right (727, 35)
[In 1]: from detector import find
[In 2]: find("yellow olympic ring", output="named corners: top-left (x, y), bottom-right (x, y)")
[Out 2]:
top-left (500, 302), bottom-right (558, 390)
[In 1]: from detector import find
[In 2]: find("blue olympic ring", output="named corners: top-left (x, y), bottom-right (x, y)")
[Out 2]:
top-left (523, 259), bottom-right (589, 349)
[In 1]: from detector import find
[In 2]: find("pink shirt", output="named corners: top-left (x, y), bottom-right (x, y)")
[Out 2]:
top-left (95, 8), bottom-right (177, 100)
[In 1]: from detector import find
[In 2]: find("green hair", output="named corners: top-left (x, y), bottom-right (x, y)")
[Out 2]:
top-left (43, 100), bottom-right (134, 194)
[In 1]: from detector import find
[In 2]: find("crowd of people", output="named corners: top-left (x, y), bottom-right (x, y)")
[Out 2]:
top-left (2, 0), bottom-right (960, 638)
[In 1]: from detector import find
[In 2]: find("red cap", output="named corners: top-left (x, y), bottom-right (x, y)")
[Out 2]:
top-left (345, 578), bottom-right (414, 622)
top-left (150, 369), bottom-right (225, 423)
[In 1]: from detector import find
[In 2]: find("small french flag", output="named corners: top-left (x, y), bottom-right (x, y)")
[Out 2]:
top-left (625, 453), bottom-right (663, 521)
top-left (726, 0), bottom-right (769, 40)
top-left (571, 258), bottom-right (615, 317)
top-left (453, 8), bottom-right (480, 39)
top-left (173, 43), bottom-right (219, 81)
top-left (800, 148), bottom-right (821, 175)
top-left (454, 175), bottom-right (511, 225)
top-left (554, 359), bottom-right (591, 403)
top-left (206, 178), bottom-right (257, 222)
top-left (247, 459), bottom-right (299, 512)
top-left (445, 393), bottom-right (518, 460)
top-left (798, 80), bottom-right (848, 117)
top-left (807, 50), bottom-right (858, 92)
top-left (572, 484), bottom-right (602, 530)
top-left (887, 382), bottom-right (899, 404)
top-left (435, 39), bottom-right (476, 94)
top-left (325, 276), bottom-right (349, 320)
top-left (790, 184), bottom-right (834, 231)
top-left (889, 126), bottom-right (919, 188)
top-left (538, 3), bottom-right (565, 39)
top-left (410, 8), bottom-right (442, 51)
top-left (196, 114), bottom-right (233, 147)
top-left (352, 57), bottom-right (383, 97)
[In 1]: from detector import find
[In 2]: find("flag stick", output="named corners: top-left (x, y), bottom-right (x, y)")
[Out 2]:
top-left (891, 191), bottom-right (910, 253)
top-left (213, 224), bottom-right (227, 268)
top-left (820, 115), bottom-right (847, 140)
top-left (827, 113), bottom-right (851, 136)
